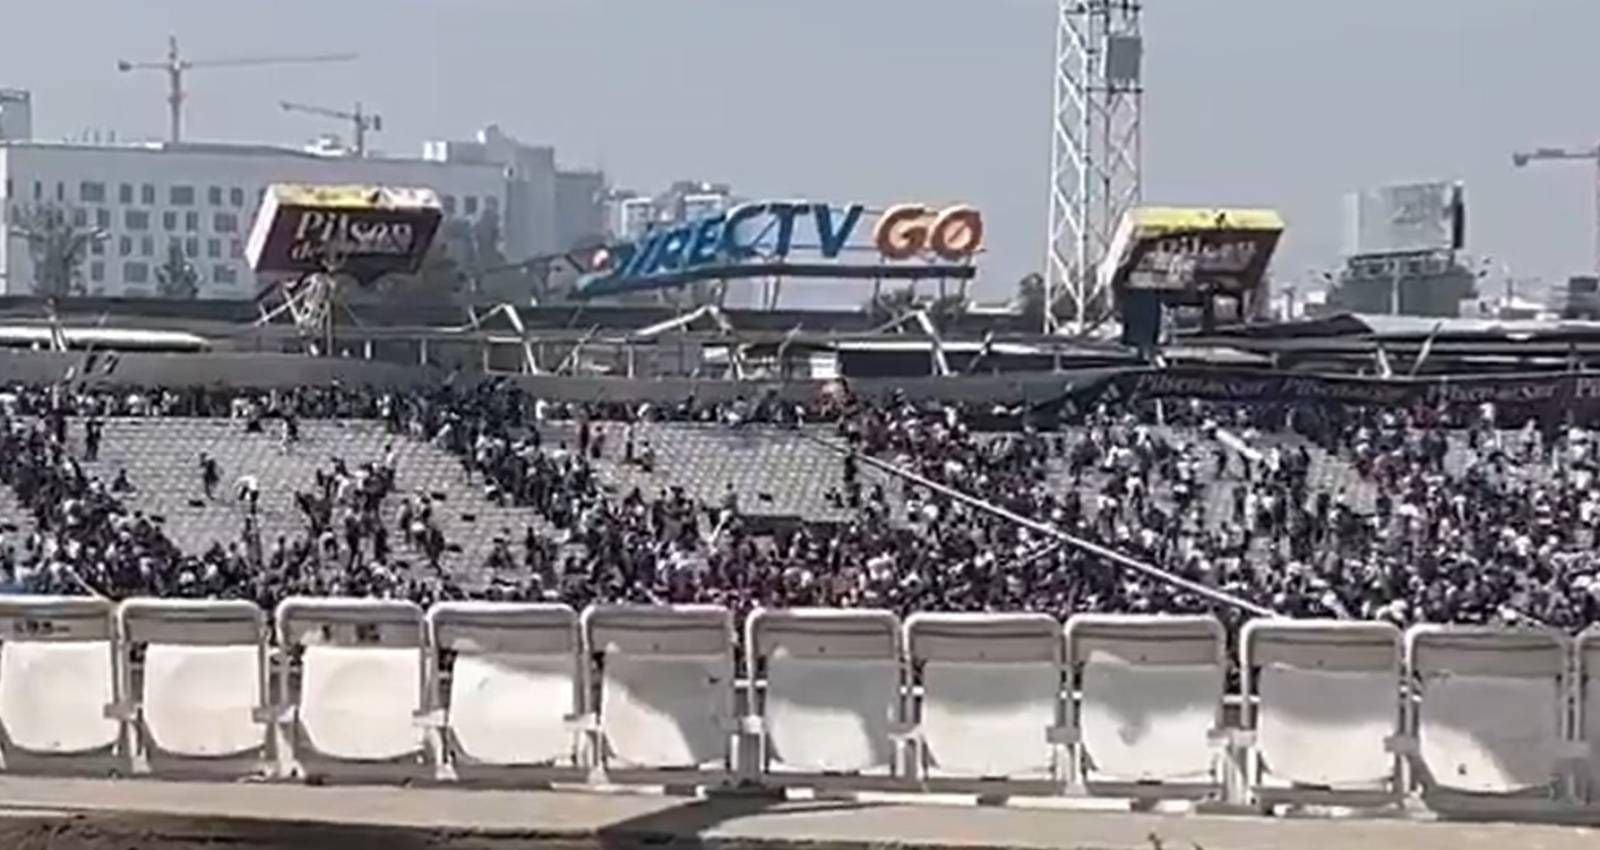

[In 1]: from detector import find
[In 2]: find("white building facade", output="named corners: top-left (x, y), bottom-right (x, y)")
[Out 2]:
top-left (0, 140), bottom-right (507, 300)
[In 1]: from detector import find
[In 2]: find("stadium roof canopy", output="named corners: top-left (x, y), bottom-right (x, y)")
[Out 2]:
top-left (1197, 312), bottom-right (1600, 344)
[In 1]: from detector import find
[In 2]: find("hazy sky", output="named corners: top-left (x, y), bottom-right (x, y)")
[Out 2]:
top-left (5, 0), bottom-right (1599, 296)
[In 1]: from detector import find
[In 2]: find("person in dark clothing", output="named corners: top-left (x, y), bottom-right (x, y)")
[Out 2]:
top-left (84, 417), bottom-right (102, 463)
top-left (200, 453), bottom-right (220, 499)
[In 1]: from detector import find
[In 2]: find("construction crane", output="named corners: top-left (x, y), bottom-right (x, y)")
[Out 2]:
top-left (117, 35), bottom-right (357, 143)
top-left (1513, 143), bottom-right (1600, 275)
top-left (280, 101), bottom-right (382, 157)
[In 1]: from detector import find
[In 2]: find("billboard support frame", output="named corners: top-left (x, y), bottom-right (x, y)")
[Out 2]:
top-left (1046, 0), bottom-right (1144, 335)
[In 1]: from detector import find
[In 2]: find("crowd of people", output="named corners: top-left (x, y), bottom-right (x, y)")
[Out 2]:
top-left (2, 378), bottom-right (1600, 634)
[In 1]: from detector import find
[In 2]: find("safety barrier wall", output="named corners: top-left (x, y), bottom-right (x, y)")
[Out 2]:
top-left (2, 595), bottom-right (1600, 815)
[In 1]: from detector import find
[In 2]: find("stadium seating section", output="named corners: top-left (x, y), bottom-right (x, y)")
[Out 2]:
top-left (39, 416), bottom-right (1381, 580)
top-left (0, 594), bottom-right (1595, 819)
top-left (75, 418), bottom-right (563, 579)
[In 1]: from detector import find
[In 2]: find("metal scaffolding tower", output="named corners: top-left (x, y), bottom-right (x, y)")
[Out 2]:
top-left (1045, 1), bottom-right (1144, 333)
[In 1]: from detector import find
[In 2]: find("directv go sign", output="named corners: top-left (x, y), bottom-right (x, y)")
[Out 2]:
top-left (576, 201), bottom-right (984, 298)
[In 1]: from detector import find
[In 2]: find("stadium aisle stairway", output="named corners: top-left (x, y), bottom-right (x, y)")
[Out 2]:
top-left (73, 418), bottom-right (555, 583)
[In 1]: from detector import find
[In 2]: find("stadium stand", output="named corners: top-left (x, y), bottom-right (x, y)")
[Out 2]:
top-left (6, 373), bottom-right (1600, 825)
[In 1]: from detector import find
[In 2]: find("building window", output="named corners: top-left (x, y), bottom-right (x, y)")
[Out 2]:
top-left (464, 195), bottom-right (479, 216)
top-left (119, 183), bottom-right (133, 204)
top-left (170, 185), bottom-right (195, 206)
top-left (90, 238), bottom-right (105, 256)
top-left (140, 236), bottom-right (154, 257)
top-left (119, 236), bottom-right (132, 257)
top-left (207, 238), bottom-right (221, 258)
top-left (230, 238), bottom-right (243, 259)
top-left (212, 212), bottom-right (238, 233)
top-left (55, 182), bottom-right (64, 202)
top-left (207, 186), bottom-right (223, 206)
top-left (441, 194), bottom-right (457, 215)
top-left (185, 237), bottom-right (198, 257)
top-left (229, 187), bottom-right (245, 207)
top-left (485, 195), bottom-right (500, 215)
top-left (123, 261), bottom-right (149, 284)
top-left (79, 181), bottom-right (106, 203)
top-left (162, 211), bottom-right (177, 231)
top-left (90, 262), bottom-right (104, 283)
top-left (125, 210), bottom-right (150, 230)
top-left (140, 184), bottom-right (155, 205)
top-left (95, 208), bottom-right (110, 229)
top-left (72, 208), bottom-right (88, 227)
top-left (213, 265), bottom-right (237, 285)
top-left (185, 211), bottom-right (199, 232)
top-left (32, 181), bottom-right (41, 200)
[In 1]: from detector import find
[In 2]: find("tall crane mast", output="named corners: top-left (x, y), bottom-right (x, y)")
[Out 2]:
top-left (116, 35), bottom-right (358, 143)
top-left (1513, 144), bottom-right (1600, 276)
top-left (280, 101), bottom-right (382, 157)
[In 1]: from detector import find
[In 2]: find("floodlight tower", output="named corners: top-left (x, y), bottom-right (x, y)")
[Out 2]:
top-left (1045, 0), bottom-right (1144, 334)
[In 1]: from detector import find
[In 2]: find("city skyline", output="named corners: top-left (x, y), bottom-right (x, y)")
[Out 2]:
top-left (4, 0), bottom-right (1599, 297)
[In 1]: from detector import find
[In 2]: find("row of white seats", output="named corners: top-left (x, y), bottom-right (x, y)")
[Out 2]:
top-left (1, 596), bottom-right (1598, 815)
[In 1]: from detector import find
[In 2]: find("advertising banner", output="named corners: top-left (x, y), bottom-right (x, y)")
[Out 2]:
top-left (1342, 181), bottom-right (1465, 257)
top-left (1098, 207), bottom-right (1284, 297)
top-left (1059, 365), bottom-right (1600, 423)
top-left (576, 201), bottom-right (983, 299)
top-left (246, 184), bottom-right (443, 281)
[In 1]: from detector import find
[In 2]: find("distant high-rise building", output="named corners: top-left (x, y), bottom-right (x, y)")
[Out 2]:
top-left (555, 169), bottom-right (606, 251)
top-left (423, 124), bottom-right (606, 259)
top-left (603, 180), bottom-right (737, 242)
top-left (606, 194), bottom-right (655, 241)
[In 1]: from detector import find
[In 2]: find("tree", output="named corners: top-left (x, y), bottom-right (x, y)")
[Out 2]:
top-left (7, 204), bottom-right (103, 298)
top-left (155, 241), bottom-right (200, 300)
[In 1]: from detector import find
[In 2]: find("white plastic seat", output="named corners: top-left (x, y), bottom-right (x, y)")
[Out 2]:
top-left (1241, 620), bottom-right (1402, 799)
top-left (428, 602), bottom-right (581, 769)
top-left (0, 596), bottom-right (120, 767)
top-left (585, 605), bottom-right (734, 773)
top-left (748, 608), bottom-right (901, 777)
top-left (119, 599), bottom-right (269, 768)
top-left (905, 613), bottom-right (1063, 781)
top-left (1066, 615), bottom-right (1225, 790)
top-left (1581, 631), bottom-right (1600, 804)
top-left (143, 644), bottom-right (263, 757)
top-left (1, 641), bottom-right (117, 754)
top-left (1407, 626), bottom-right (1570, 800)
top-left (276, 598), bottom-right (426, 771)
top-left (298, 644), bottom-right (422, 761)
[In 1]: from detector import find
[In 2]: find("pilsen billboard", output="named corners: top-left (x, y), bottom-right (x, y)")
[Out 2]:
top-left (575, 201), bottom-right (984, 299)
top-left (245, 184), bottom-right (443, 282)
top-left (1097, 207), bottom-right (1285, 303)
